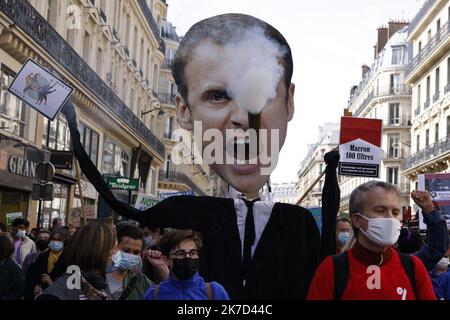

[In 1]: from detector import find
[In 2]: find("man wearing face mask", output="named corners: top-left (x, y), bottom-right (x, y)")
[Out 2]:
top-left (10, 218), bottom-right (35, 267)
top-left (105, 223), bottom-right (155, 300)
top-left (25, 230), bottom-right (67, 299)
top-left (144, 230), bottom-right (229, 300)
top-left (22, 229), bottom-right (50, 276)
top-left (308, 181), bottom-right (436, 300)
top-left (335, 217), bottom-right (352, 254)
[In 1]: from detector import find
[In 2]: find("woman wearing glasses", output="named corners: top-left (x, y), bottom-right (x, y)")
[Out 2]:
top-left (144, 229), bottom-right (229, 300)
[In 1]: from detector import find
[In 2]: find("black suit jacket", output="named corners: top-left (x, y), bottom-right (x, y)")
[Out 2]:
top-left (121, 196), bottom-right (320, 299)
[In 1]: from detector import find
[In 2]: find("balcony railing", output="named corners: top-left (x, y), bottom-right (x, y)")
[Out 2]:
top-left (445, 83), bottom-right (450, 94)
top-left (158, 170), bottom-right (206, 196)
top-left (402, 134), bottom-right (450, 170)
top-left (353, 85), bottom-right (411, 117)
top-left (433, 91), bottom-right (440, 102)
top-left (136, 0), bottom-right (164, 54)
top-left (383, 118), bottom-right (412, 127)
top-left (408, 0), bottom-right (437, 36)
top-left (395, 183), bottom-right (411, 194)
top-left (406, 20), bottom-right (450, 78)
top-left (414, 107), bottom-right (421, 116)
top-left (162, 58), bottom-right (173, 70)
top-left (0, 0), bottom-right (165, 158)
top-left (158, 93), bottom-right (176, 105)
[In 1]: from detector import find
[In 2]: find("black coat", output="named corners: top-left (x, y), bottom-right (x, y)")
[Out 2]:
top-left (0, 258), bottom-right (24, 300)
top-left (121, 196), bottom-right (320, 300)
top-left (25, 250), bottom-right (67, 300)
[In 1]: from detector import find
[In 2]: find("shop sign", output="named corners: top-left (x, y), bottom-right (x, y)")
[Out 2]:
top-left (8, 155), bottom-right (37, 178)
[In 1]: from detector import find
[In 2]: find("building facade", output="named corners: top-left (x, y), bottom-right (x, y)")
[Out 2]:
top-left (296, 123), bottom-right (340, 207)
top-left (0, 0), bottom-right (168, 228)
top-left (271, 182), bottom-right (297, 204)
top-left (402, 0), bottom-right (450, 220)
top-left (340, 21), bottom-right (412, 213)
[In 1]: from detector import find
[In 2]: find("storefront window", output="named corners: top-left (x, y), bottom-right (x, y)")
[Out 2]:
top-left (42, 115), bottom-right (71, 151)
top-left (102, 138), bottom-right (130, 176)
top-left (0, 67), bottom-right (28, 138)
top-left (0, 187), bottom-right (29, 227)
top-left (41, 183), bottom-right (69, 229)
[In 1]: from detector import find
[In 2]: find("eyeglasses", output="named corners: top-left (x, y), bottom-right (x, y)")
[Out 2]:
top-left (170, 249), bottom-right (199, 259)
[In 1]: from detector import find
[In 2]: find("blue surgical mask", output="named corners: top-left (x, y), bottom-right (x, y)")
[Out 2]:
top-left (106, 251), bottom-right (121, 274)
top-left (112, 251), bottom-right (142, 271)
top-left (337, 232), bottom-right (350, 246)
top-left (48, 240), bottom-right (64, 252)
top-left (16, 230), bottom-right (26, 239)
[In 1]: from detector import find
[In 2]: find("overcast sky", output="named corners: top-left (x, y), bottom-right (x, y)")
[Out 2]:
top-left (166, 0), bottom-right (419, 184)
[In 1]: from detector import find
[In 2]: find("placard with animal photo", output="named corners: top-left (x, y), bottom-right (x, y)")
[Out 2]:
top-left (7, 58), bottom-right (73, 120)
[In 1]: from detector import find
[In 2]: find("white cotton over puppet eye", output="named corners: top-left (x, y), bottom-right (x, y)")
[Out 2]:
top-left (224, 26), bottom-right (286, 115)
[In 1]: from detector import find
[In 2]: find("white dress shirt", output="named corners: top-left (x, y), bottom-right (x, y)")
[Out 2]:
top-left (226, 186), bottom-right (275, 258)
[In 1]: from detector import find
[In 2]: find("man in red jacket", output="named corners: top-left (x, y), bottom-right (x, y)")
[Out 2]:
top-left (307, 181), bottom-right (436, 300)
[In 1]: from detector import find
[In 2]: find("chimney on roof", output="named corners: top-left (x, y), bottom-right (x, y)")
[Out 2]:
top-left (376, 26), bottom-right (389, 55)
top-left (361, 64), bottom-right (370, 77)
top-left (388, 20), bottom-right (409, 39)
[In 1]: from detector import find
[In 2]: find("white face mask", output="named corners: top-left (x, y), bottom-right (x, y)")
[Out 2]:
top-left (356, 214), bottom-right (401, 247)
top-left (437, 257), bottom-right (449, 270)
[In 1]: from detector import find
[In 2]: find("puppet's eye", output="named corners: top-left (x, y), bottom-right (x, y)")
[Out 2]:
top-left (207, 90), bottom-right (230, 103)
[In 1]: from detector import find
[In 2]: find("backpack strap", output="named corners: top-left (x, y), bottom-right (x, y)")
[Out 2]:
top-left (399, 253), bottom-right (416, 297)
top-left (152, 284), bottom-right (160, 300)
top-left (118, 274), bottom-right (139, 300)
top-left (205, 282), bottom-right (214, 300)
top-left (332, 251), bottom-right (349, 300)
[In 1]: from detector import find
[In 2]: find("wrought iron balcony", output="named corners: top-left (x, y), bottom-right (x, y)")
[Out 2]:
top-left (433, 91), bottom-right (440, 102)
top-left (445, 83), bottom-right (450, 94)
top-left (0, 0), bottom-right (165, 158)
top-left (383, 118), bottom-right (412, 128)
top-left (401, 134), bottom-right (450, 171)
top-left (408, 0), bottom-right (437, 36)
top-left (352, 85), bottom-right (411, 117)
top-left (406, 20), bottom-right (450, 78)
top-left (396, 183), bottom-right (411, 194)
top-left (162, 58), bottom-right (173, 70)
top-left (158, 170), bottom-right (206, 196)
top-left (414, 107), bottom-right (421, 116)
top-left (158, 93), bottom-right (176, 105)
top-left (137, 0), bottom-right (164, 54)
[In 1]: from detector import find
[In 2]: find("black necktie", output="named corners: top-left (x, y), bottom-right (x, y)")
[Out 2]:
top-left (242, 199), bottom-right (257, 282)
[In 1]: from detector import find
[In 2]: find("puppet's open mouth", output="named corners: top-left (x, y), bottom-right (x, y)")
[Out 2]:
top-left (227, 135), bottom-right (258, 164)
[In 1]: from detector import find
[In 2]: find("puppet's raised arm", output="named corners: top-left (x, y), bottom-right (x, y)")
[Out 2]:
top-left (61, 100), bottom-right (206, 230)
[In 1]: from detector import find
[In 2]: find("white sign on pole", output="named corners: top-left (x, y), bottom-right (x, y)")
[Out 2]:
top-left (134, 193), bottom-right (159, 211)
top-left (8, 59), bottom-right (73, 120)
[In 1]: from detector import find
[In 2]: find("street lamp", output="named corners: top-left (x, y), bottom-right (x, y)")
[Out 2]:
top-left (141, 107), bottom-right (165, 117)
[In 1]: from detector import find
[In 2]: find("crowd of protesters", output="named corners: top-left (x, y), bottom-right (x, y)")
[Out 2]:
top-left (0, 181), bottom-right (449, 300)
top-left (0, 217), bottom-right (228, 300)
